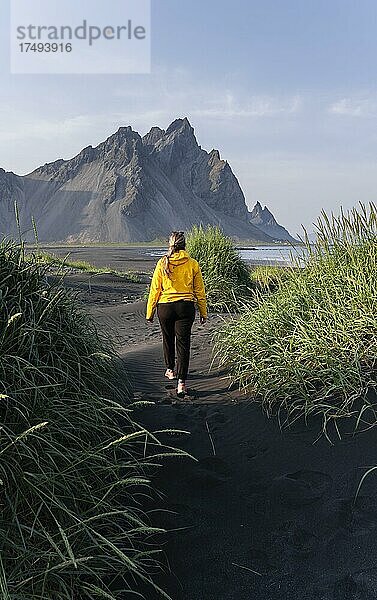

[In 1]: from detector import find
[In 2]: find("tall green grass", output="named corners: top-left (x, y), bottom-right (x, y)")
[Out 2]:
top-left (214, 204), bottom-right (377, 432)
top-left (249, 264), bottom-right (294, 293)
top-left (0, 238), bottom-right (184, 599)
top-left (186, 225), bottom-right (251, 310)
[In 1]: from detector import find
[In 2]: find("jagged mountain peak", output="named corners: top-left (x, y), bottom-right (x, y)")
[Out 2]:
top-left (104, 126), bottom-right (141, 147)
top-left (30, 126), bottom-right (142, 180)
top-left (163, 117), bottom-right (196, 145)
top-left (209, 149), bottom-right (221, 161)
top-left (250, 201), bottom-right (277, 223)
top-left (249, 202), bottom-right (296, 242)
top-left (148, 117), bottom-right (199, 173)
top-left (142, 126), bottom-right (165, 147)
top-left (166, 116), bottom-right (192, 134)
top-left (116, 125), bottom-right (134, 134)
top-left (250, 201), bottom-right (264, 216)
top-left (110, 126), bottom-right (142, 147)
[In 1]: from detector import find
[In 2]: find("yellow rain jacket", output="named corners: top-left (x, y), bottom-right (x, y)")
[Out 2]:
top-left (146, 250), bottom-right (207, 320)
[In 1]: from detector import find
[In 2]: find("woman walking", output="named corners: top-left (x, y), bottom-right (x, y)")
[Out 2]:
top-left (146, 231), bottom-right (207, 396)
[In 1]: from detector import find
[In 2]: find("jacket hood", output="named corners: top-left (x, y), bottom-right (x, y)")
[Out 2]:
top-left (168, 250), bottom-right (190, 265)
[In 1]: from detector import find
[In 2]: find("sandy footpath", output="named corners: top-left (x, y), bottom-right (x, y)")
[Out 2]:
top-left (61, 270), bottom-right (377, 600)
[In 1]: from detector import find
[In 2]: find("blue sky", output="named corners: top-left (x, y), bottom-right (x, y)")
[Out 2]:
top-left (1, 0), bottom-right (377, 234)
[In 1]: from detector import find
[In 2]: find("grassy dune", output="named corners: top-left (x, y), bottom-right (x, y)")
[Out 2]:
top-left (214, 204), bottom-right (377, 433)
top-left (0, 239), bottom-right (182, 599)
top-left (187, 225), bottom-right (252, 311)
top-left (186, 225), bottom-right (293, 309)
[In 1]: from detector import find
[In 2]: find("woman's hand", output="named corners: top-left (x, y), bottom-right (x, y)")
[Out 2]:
top-left (146, 317), bottom-right (154, 323)
top-left (200, 316), bottom-right (207, 325)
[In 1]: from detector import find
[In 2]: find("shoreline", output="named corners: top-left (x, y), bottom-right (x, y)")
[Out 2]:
top-left (27, 245), bottom-right (298, 273)
top-left (25, 240), bottom-right (298, 248)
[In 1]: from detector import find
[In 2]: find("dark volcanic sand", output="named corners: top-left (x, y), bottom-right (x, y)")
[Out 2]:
top-left (33, 245), bottom-right (159, 274)
top-left (64, 270), bottom-right (377, 600)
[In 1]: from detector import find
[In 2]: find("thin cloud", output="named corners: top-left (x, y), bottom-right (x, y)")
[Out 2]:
top-left (329, 97), bottom-right (377, 117)
top-left (190, 94), bottom-right (302, 119)
top-left (0, 85), bottom-right (303, 152)
top-left (114, 76), bottom-right (303, 120)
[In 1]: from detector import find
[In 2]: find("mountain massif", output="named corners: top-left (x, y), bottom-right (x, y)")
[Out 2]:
top-left (0, 118), bottom-right (294, 243)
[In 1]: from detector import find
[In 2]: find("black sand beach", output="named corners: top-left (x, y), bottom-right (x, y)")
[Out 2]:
top-left (34, 245), bottom-right (165, 275)
top-left (59, 262), bottom-right (377, 600)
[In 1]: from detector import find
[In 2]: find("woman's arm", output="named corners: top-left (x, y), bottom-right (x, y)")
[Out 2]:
top-left (146, 261), bottom-right (163, 321)
top-left (193, 264), bottom-right (207, 320)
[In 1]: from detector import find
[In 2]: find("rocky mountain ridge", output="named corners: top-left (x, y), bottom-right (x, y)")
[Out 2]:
top-left (0, 118), bottom-right (294, 243)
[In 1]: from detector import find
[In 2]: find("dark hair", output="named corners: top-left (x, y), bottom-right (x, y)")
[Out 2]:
top-left (163, 231), bottom-right (186, 276)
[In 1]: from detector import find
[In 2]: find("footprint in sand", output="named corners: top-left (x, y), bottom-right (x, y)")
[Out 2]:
top-left (208, 410), bottom-right (228, 425)
top-left (167, 388), bottom-right (199, 404)
top-left (246, 442), bottom-right (269, 460)
top-left (334, 569), bottom-right (377, 600)
top-left (273, 523), bottom-right (320, 557)
top-left (320, 495), bottom-right (377, 540)
top-left (174, 408), bottom-right (201, 428)
top-left (347, 495), bottom-right (377, 537)
top-left (164, 383), bottom-right (176, 391)
top-left (187, 456), bottom-right (231, 487)
top-left (270, 470), bottom-right (332, 506)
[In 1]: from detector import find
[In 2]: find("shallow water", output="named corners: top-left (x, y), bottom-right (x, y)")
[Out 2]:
top-left (148, 245), bottom-right (308, 266)
top-left (239, 245), bottom-right (308, 265)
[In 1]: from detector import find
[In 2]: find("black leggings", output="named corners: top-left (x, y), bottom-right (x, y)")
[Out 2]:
top-left (157, 300), bottom-right (196, 381)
